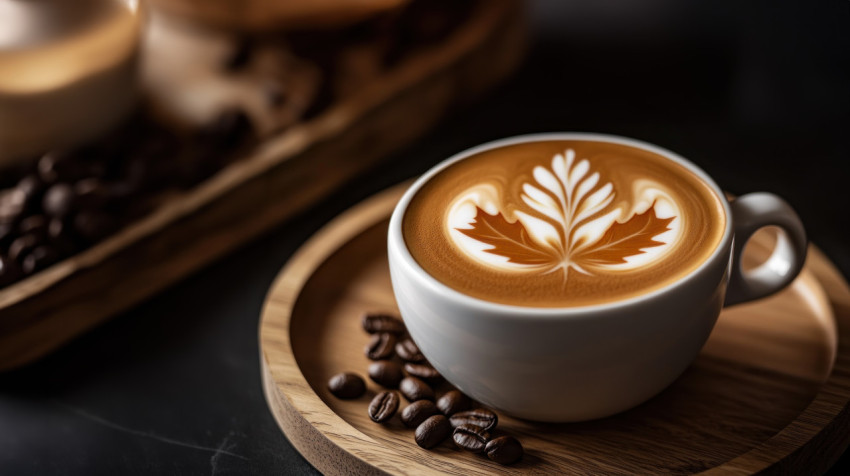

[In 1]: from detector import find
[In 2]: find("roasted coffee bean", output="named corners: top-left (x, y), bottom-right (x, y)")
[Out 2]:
top-left (21, 245), bottom-right (59, 274)
top-left (327, 372), bottom-right (366, 399)
top-left (399, 376), bottom-right (434, 402)
top-left (74, 179), bottom-right (110, 209)
top-left (403, 362), bottom-right (441, 383)
top-left (436, 390), bottom-right (471, 416)
top-left (0, 189), bottom-right (26, 223)
top-left (452, 424), bottom-right (490, 453)
top-left (414, 415), bottom-right (451, 449)
top-left (449, 408), bottom-right (498, 431)
top-left (17, 175), bottom-right (45, 208)
top-left (395, 338), bottom-right (425, 363)
top-left (8, 234), bottom-right (40, 263)
top-left (368, 391), bottom-right (400, 423)
top-left (361, 313), bottom-right (405, 334)
top-left (404, 362), bottom-right (443, 382)
top-left (43, 183), bottom-right (75, 217)
top-left (18, 215), bottom-right (47, 237)
top-left (365, 332), bottom-right (397, 360)
top-left (400, 400), bottom-right (440, 428)
top-left (38, 150), bottom-right (84, 183)
top-left (73, 210), bottom-right (118, 242)
top-left (48, 217), bottom-right (71, 240)
top-left (368, 360), bottom-right (404, 388)
top-left (485, 436), bottom-right (524, 465)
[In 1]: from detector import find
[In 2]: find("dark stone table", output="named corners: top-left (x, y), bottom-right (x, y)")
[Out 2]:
top-left (1, 0), bottom-right (848, 474)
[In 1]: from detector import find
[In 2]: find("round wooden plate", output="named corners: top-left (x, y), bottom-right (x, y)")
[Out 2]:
top-left (260, 183), bottom-right (850, 475)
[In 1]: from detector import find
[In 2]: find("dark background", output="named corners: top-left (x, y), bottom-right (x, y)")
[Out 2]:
top-left (1, 0), bottom-right (848, 474)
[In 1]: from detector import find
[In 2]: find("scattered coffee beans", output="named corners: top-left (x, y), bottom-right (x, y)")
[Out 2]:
top-left (327, 372), bottom-right (366, 399)
top-left (400, 400), bottom-right (440, 428)
top-left (403, 362), bottom-right (441, 383)
top-left (436, 390), bottom-right (471, 416)
top-left (399, 376), bottom-right (434, 402)
top-left (368, 360), bottom-right (404, 388)
top-left (361, 313), bottom-right (406, 334)
top-left (452, 424), bottom-right (490, 453)
top-left (324, 309), bottom-right (525, 466)
top-left (395, 338), bottom-right (425, 362)
top-left (414, 415), bottom-right (451, 449)
top-left (365, 332), bottom-right (397, 360)
top-left (449, 408), bottom-right (498, 431)
top-left (485, 436), bottom-right (523, 465)
top-left (368, 391), bottom-right (400, 423)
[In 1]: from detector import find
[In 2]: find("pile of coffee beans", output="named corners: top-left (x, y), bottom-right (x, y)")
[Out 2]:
top-left (326, 312), bottom-right (524, 466)
top-left (0, 109), bottom-right (254, 289)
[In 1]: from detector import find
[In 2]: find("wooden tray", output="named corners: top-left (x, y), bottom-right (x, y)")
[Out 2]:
top-left (0, 0), bottom-right (525, 371)
top-left (260, 183), bottom-right (850, 475)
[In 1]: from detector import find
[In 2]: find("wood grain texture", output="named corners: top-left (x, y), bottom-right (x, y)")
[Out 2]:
top-left (0, 0), bottom-right (526, 371)
top-left (260, 183), bottom-right (850, 475)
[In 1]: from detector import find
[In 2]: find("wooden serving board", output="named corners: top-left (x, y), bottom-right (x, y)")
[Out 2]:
top-left (0, 0), bottom-right (525, 370)
top-left (260, 183), bottom-right (850, 475)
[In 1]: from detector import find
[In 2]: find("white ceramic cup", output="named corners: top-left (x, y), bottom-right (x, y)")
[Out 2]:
top-left (387, 133), bottom-right (807, 422)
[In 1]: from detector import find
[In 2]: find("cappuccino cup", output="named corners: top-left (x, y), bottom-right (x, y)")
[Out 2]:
top-left (387, 133), bottom-right (807, 422)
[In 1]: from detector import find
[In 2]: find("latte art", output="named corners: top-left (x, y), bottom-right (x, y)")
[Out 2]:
top-left (403, 140), bottom-right (727, 307)
top-left (448, 149), bottom-right (680, 278)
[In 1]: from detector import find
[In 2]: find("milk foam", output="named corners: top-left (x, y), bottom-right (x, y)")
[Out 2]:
top-left (402, 139), bottom-right (726, 308)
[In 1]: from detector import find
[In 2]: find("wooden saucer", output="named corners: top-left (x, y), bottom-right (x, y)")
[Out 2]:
top-left (259, 183), bottom-right (850, 475)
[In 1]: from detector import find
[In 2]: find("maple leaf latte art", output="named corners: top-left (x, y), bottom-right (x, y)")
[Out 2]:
top-left (402, 140), bottom-right (727, 307)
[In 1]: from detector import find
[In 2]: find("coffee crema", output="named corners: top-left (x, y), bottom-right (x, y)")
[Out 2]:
top-left (402, 140), bottom-right (727, 307)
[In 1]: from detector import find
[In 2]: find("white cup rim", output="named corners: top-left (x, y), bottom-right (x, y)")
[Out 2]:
top-left (388, 132), bottom-right (734, 319)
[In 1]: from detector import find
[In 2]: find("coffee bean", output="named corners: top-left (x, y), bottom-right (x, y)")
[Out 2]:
top-left (0, 189), bottom-right (26, 223)
top-left (8, 234), bottom-right (40, 263)
top-left (364, 332), bottom-right (397, 360)
top-left (399, 377), bottom-right (434, 402)
top-left (368, 391), bottom-right (400, 423)
top-left (18, 215), bottom-right (47, 237)
top-left (74, 179), bottom-right (110, 209)
top-left (452, 424), bottom-right (490, 453)
top-left (403, 362), bottom-right (441, 383)
top-left (368, 360), bottom-right (403, 388)
top-left (414, 415), bottom-right (451, 449)
top-left (17, 175), bottom-right (45, 208)
top-left (449, 408), bottom-right (498, 431)
top-left (485, 436), bottom-right (524, 465)
top-left (436, 390), bottom-right (471, 416)
top-left (395, 338), bottom-right (425, 363)
top-left (48, 217), bottom-right (72, 241)
top-left (361, 313), bottom-right (405, 334)
top-left (327, 372), bottom-right (366, 399)
top-left (43, 184), bottom-right (75, 217)
top-left (400, 400), bottom-right (440, 428)
top-left (38, 150), bottom-right (84, 183)
top-left (21, 245), bottom-right (59, 274)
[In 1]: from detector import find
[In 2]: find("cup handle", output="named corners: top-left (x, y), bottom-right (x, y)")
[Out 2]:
top-left (724, 193), bottom-right (807, 306)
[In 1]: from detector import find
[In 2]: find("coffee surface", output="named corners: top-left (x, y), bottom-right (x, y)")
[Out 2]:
top-left (402, 140), bottom-right (726, 307)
